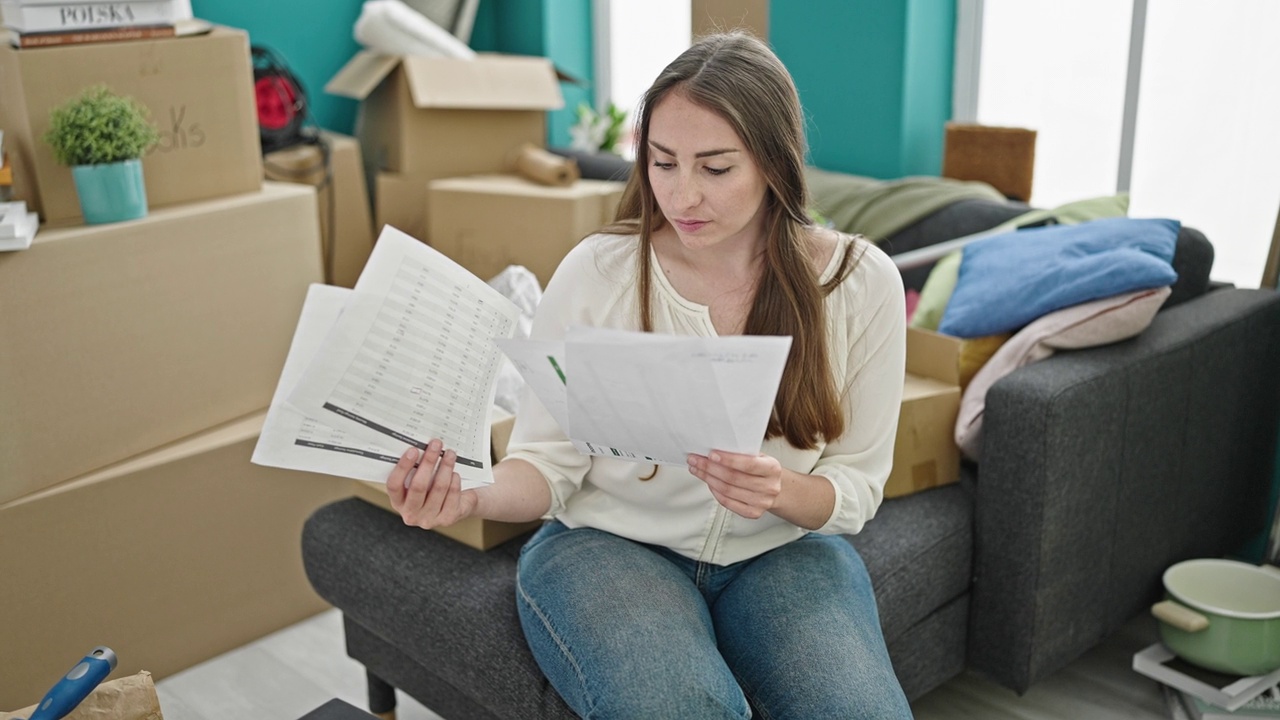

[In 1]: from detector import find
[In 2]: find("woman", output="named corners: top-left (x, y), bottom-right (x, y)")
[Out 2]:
top-left (386, 32), bottom-right (910, 719)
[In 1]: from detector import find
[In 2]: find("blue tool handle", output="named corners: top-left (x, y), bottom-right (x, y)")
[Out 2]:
top-left (26, 646), bottom-right (117, 720)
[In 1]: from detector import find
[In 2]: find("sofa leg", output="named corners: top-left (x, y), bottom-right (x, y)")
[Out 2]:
top-left (367, 669), bottom-right (397, 720)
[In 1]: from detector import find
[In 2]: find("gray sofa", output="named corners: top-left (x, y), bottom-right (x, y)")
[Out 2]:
top-left (300, 197), bottom-right (1280, 718)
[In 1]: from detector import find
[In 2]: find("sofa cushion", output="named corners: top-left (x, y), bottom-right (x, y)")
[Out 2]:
top-left (910, 194), bottom-right (1132, 331)
top-left (846, 484), bottom-right (973, 642)
top-left (1164, 226), bottom-right (1214, 308)
top-left (938, 217), bottom-right (1180, 338)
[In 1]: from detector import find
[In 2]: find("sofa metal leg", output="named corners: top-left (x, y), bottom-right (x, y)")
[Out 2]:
top-left (367, 669), bottom-right (397, 720)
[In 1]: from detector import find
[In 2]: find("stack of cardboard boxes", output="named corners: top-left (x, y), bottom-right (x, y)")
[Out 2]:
top-left (0, 27), bottom-right (354, 710)
top-left (889, 328), bottom-right (964, 498)
top-left (263, 130), bottom-right (376, 289)
top-left (327, 50), bottom-right (627, 289)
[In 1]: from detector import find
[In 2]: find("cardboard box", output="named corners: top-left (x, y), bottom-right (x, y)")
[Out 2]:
top-left (326, 52), bottom-right (563, 177)
top-left (375, 170), bottom-right (429, 243)
top-left (0, 182), bottom-right (323, 505)
top-left (349, 409), bottom-right (541, 551)
top-left (428, 174), bottom-right (626, 286)
top-left (352, 483), bottom-right (541, 552)
top-left (490, 411), bottom-right (516, 464)
top-left (265, 132), bottom-right (375, 288)
top-left (886, 327), bottom-right (963, 498)
top-left (693, 0), bottom-right (769, 40)
top-left (0, 412), bottom-right (353, 711)
top-left (0, 27), bottom-right (264, 225)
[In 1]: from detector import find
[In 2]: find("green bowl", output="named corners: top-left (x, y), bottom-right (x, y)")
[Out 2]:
top-left (1153, 559), bottom-right (1280, 676)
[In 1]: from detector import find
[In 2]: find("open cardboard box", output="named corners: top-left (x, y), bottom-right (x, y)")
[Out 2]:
top-left (374, 170), bottom-right (429, 244)
top-left (328, 52), bottom-right (564, 246)
top-left (326, 52), bottom-right (563, 178)
top-left (886, 327), bottom-right (963, 498)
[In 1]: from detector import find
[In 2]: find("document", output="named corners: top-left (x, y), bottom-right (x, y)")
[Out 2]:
top-left (252, 283), bottom-right (406, 484)
top-left (279, 226), bottom-right (522, 487)
top-left (254, 224), bottom-right (793, 487)
top-left (497, 327), bottom-right (791, 466)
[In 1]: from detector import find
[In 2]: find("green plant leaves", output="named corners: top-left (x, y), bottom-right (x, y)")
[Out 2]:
top-left (43, 84), bottom-right (160, 166)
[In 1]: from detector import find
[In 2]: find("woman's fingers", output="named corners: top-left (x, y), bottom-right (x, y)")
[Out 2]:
top-left (391, 440), bottom-right (477, 530)
top-left (700, 471), bottom-right (770, 517)
top-left (402, 439), bottom-right (443, 518)
top-left (688, 450), bottom-right (782, 518)
top-left (421, 448), bottom-right (458, 519)
top-left (386, 446), bottom-right (420, 511)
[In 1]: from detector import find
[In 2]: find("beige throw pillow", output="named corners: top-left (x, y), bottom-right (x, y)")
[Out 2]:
top-left (955, 286), bottom-right (1171, 461)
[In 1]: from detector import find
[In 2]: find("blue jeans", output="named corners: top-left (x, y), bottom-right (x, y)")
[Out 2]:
top-left (515, 521), bottom-right (913, 719)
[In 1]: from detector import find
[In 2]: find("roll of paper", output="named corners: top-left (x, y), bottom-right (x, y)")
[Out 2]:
top-left (355, 0), bottom-right (476, 59)
top-left (513, 144), bottom-right (580, 187)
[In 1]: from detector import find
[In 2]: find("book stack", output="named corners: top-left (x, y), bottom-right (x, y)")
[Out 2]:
top-left (2, 0), bottom-right (181, 48)
top-left (1134, 643), bottom-right (1280, 719)
top-left (0, 201), bottom-right (39, 251)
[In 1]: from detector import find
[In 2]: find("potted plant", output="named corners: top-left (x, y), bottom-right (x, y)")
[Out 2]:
top-left (568, 102), bottom-right (629, 156)
top-left (43, 85), bottom-right (160, 225)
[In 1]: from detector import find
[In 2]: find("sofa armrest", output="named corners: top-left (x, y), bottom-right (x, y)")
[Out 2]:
top-left (967, 287), bottom-right (1280, 692)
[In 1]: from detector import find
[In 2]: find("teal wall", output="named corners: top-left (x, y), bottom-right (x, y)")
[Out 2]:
top-left (771, 0), bottom-right (955, 178)
top-left (542, 2), bottom-right (594, 147)
top-left (189, 0), bottom-right (591, 144)
top-left (901, 0), bottom-right (956, 176)
top-left (190, 0), bottom-right (362, 134)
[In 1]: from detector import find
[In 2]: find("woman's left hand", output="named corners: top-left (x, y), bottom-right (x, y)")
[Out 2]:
top-left (687, 450), bottom-right (784, 519)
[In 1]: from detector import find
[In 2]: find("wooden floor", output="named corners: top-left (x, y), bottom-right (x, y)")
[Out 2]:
top-left (154, 608), bottom-right (1173, 720)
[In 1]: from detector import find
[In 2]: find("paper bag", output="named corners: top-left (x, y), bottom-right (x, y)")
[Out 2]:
top-left (2, 672), bottom-right (163, 720)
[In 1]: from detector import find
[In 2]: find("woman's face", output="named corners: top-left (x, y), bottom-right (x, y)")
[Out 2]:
top-left (647, 92), bottom-right (770, 253)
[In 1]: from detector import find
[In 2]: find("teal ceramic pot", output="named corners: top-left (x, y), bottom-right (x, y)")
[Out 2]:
top-left (1151, 559), bottom-right (1280, 676)
top-left (71, 159), bottom-right (148, 224)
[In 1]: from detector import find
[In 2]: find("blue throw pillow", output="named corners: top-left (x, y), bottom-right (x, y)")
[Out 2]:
top-left (938, 217), bottom-right (1180, 338)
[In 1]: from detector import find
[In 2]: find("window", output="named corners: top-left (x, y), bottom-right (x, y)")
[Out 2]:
top-left (592, 0), bottom-right (691, 158)
top-left (1128, 0), bottom-right (1280, 289)
top-left (962, 0), bottom-right (1280, 288)
top-left (974, 0), bottom-right (1133, 208)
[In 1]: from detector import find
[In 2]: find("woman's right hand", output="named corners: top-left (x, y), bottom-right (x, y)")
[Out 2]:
top-left (386, 438), bottom-right (479, 529)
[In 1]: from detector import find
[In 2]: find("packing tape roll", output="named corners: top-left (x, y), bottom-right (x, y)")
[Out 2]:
top-left (514, 145), bottom-right (580, 187)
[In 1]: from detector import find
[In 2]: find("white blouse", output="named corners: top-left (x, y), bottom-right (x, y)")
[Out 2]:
top-left (503, 231), bottom-right (906, 565)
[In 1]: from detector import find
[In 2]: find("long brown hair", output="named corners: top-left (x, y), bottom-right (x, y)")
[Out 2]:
top-left (602, 32), bottom-right (857, 449)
